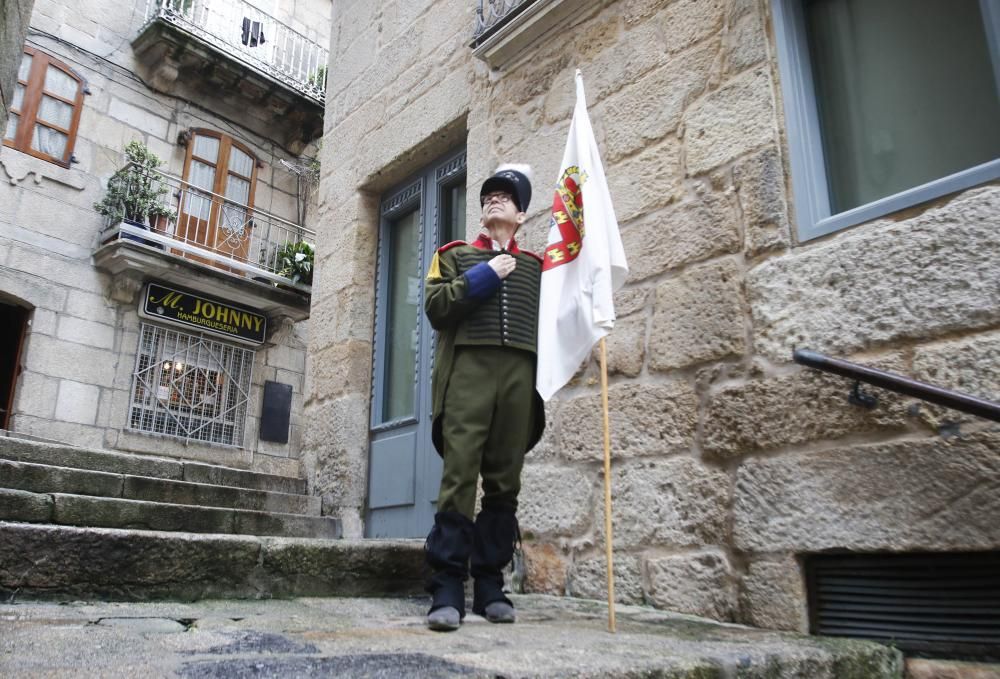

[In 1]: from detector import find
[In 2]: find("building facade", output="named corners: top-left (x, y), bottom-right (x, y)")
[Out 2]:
top-left (1, 0), bottom-right (329, 475)
top-left (309, 0), bottom-right (1000, 643)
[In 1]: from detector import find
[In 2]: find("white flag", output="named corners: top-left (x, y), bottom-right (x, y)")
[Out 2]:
top-left (536, 70), bottom-right (628, 401)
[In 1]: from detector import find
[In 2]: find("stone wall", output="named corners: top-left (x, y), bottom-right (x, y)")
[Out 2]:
top-left (0, 0), bottom-right (328, 474)
top-left (0, 0), bottom-right (35, 146)
top-left (310, 0), bottom-right (1000, 630)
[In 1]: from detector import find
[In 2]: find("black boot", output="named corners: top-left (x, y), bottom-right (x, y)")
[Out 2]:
top-left (425, 510), bottom-right (474, 630)
top-left (471, 502), bottom-right (519, 622)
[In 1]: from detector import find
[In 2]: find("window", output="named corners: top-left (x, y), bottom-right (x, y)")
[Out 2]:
top-left (773, 0), bottom-right (1000, 241)
top-left (129, 323), bottom-right (254, 447)
top-left (177, 130), bottom-right (259, 261)
top-left (3, 47), bottom-right (85, 166)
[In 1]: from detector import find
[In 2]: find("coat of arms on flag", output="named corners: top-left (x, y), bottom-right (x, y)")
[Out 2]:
top-left (543, 165), bottom-right (588, 270)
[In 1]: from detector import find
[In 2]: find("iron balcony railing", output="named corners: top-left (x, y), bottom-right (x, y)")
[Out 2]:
top-left (97, 163), bottom-right (315, 291)
top-left (473, 0), bottom-right (536, 43)
top-left (142, 0), bottom-right (328, 102)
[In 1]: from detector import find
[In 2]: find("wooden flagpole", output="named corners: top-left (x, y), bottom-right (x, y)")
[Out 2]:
top-left (599, 337), bottom-right (616, 633)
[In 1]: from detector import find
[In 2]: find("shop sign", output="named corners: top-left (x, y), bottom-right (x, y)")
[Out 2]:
top-left (140, 282), bottom-right (267, 345)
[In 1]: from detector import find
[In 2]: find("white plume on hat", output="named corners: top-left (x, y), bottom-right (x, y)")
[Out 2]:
top-left (495, 163), bottom-right (533, 183)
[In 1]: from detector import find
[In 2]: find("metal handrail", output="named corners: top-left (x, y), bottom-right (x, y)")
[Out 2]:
top-left (793, 349), bottom-right (1000, 423)
top-left (160, 166), bottom-right (313, 234)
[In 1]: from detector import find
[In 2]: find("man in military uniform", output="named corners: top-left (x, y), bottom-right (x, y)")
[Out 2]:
top-left (422, 165), bottom-right (546, 631)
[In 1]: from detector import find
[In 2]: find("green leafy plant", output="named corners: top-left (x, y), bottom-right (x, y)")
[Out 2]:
top-left (94, 140), bottom-right (176, 227)
top-left (307, 65), bottom-right (327, 91)
top-left (165, 0), bottom-right (195, 16)
top-left (276, 240), bottom-right (314, 286)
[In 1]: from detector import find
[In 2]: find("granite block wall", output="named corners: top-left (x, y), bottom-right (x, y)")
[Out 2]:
top-left (309, 0), bottom-right (1000, 629)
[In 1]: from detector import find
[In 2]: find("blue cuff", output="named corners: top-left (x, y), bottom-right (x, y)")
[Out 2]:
top-left (463, 261), bottom-right (501, 299)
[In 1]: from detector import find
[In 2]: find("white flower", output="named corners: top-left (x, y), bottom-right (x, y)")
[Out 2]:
top-left (294, 252), bottom-right (306, 262)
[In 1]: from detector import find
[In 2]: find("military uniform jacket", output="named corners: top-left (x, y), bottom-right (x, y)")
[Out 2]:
top-left (424, 233), bottom-right (546, 456)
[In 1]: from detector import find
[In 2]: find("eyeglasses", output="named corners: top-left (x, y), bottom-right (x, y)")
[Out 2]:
top-left (482, 192), bottom-right (514, 205)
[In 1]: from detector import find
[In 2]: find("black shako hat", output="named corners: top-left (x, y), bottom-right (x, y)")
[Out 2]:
top-left (480, 164), bottom-right (532, 213)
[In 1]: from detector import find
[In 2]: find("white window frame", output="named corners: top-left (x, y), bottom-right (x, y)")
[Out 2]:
top-left (773, 0), bottom-right (1000, 242)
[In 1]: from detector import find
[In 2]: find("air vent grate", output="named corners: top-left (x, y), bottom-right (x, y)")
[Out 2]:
top-left (806, 552), bottom-right (1000, 660)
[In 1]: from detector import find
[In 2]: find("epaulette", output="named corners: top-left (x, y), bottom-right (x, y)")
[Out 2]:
top-left (437, 240), bottom-right (467, 253)
top-left (519, 249), bottom-right (544, 264)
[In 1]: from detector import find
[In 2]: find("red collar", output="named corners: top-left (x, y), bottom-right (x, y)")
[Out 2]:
top-left (472, 232), bottom-right (523, 254)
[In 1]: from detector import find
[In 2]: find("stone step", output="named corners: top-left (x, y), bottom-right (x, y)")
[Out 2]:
top-left (0, 521), bottom-right (423, 601)
top-left (1, 598), bottom-right (905, 678)
top-left (0, 594), bottom-right (904, 678)
top-left (0, 459), bottom-right (320, 515)
top-left (0, 435), bottom-right (306, 495)
top-left (0, 488), bottom-right (340, 539)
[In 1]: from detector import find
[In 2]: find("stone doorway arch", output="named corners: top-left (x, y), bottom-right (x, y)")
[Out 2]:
top-left (0, 295), bottom-right (32, 431)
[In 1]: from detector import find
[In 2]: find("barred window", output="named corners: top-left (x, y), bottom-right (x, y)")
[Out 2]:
top-left (129, 323), bottom-right (254, 447)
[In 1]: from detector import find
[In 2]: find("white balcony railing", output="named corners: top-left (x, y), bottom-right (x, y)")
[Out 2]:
top-left (98, 163), bottom-right (315, 291)
top-left (142, 0), bottom-right (328, 102)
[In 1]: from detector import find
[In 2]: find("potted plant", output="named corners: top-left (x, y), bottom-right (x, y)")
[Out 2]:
top-left (306, 65), bottom-right (326, 93)
top-left (94, 140), bottom-right (176, 248)
top-left (276, 240), bottom-right (314, 286)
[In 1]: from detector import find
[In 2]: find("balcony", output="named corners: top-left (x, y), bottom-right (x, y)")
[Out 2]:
top-left (472, 0), bottom-right (535, 43)
top-left (93, 163), bottom-right (315, 321)
top-left (471, 0), bottom-right (599, 67)
top-left (132, 0), bottom-right (328, 152)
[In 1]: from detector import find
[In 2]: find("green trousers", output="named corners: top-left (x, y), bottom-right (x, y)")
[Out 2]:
top-left (437, 346), bottom-right (535, 519)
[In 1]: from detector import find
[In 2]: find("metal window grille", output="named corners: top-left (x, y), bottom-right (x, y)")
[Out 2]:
top-left (128, 323), bottom-right (254, 448)
top-left (807, 552), bottom-right (1000, 660)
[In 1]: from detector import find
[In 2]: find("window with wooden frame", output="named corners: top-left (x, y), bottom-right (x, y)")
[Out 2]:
top-left (3, 47), bottom-right (85, 166)
top-left (177, 130), bottom-right (260, 264)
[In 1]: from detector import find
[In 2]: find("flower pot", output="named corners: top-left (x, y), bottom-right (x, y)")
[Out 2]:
top-left (122, 218), bottom-right (164, 250)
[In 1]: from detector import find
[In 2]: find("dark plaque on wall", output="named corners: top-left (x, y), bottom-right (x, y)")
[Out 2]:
top-left (260, 380), bottom-right (293, 443)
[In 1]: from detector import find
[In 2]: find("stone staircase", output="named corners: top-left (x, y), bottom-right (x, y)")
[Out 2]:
top-left (0, 436), bottom-right (338, 538)
top-left (0, 436), bottom-right (915, 677)
top-left (0, 435), bottom-right (424, 601)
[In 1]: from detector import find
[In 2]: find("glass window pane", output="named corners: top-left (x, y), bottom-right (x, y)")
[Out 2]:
top-left (192, 134), bottom-right (219, 163)
top-left (225, 175), bottom-right (250, 204)
top-left (228, 147), bottom-right (253, 177)
top-left (382, 209), bottom-right (420, 421)
top-left (184, 159), bottom-right (216, 221)
top-left (17, 53), bottom-right (32, 82)
top-left (44, 65), bottom-right (78, 100)
top-left (189, 159), bottom-right (216, 191)
top-left (12, 83), bottom-right (25, 112)
top-left (806, 0), bottom-right (1000, 213)
top-left (37, 94), bottom-right (73, 129)
top-left (32, 124), bottom-right (68, 158)
top-left (440, 181), bottom-right (466, 246)
top-left (4, 113), bottom-right (18, 141)
top-left (221, 176), bottom-right (250, 236)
